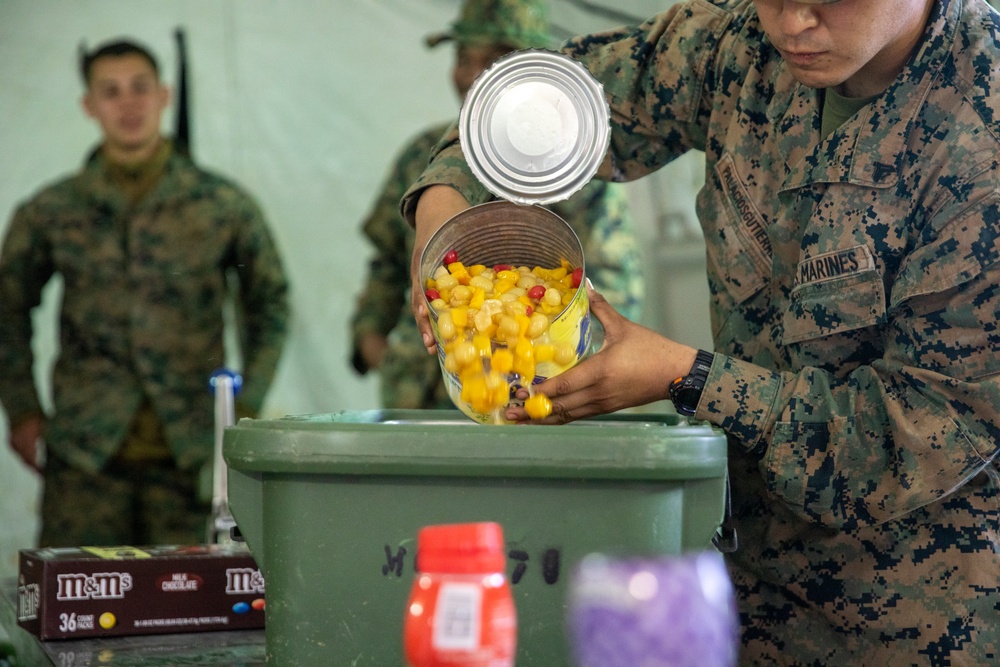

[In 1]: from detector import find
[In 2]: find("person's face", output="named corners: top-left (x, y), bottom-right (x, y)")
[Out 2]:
top-left (82, 53), bottom-right (170, 156)
top-left (753, 0), bottom-right (934, 97)
top-left (452, 43), bottom-right (515, 102)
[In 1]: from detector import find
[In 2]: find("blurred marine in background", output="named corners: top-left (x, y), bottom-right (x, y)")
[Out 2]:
top-left (350, 0), bottom-right (645, 410)
top-left (0, 38), bottom-right (289, 547)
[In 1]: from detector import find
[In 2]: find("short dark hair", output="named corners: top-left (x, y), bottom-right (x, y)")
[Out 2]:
top-left (79, 39), bottom-right (160, 86)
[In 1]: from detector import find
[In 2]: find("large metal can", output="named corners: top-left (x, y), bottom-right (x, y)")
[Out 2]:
top-left (426, 49), bottom-right (609, 423)
top-left (420, 201), bottom-right (591, 424)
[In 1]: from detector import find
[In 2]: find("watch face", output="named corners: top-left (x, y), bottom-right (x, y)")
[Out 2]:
top-left (673, 387), bottom-right (700, 415)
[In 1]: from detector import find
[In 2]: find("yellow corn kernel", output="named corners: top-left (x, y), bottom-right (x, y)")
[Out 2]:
top-left (493, 279), bottom-right (515, 295)
top-left (514, 359), bottom-right (535, 384)
top-left (525, 393), bottom-right (553, 419)
top-left (490, 381), bottom-right (510, 408)
top-left (449, 262), bottom-right (471, 285)
top-left (472, 333), bottom-right (492, 357)
top-left (438, 311), bottom-right (456, 340)
top-left (454, 340), bottom-right (477, 368)
top-left (497, 316), bottom-right (520, 342)
top-left (497, 270), bottom-right (520, 283)
top-left (515, 314), bottom-right (531, 337)
top-left (436, 274), bottom-right (458, 291)
top-left (450, 285), bottom-right (472, 306)
top-left (542, 287), bottom-right (562, 307)
top-left (534, 343), bottom-right (555, 363)
top-left (469, 287), bottom-right (485, 310)
top-left (491, 348), bottom-right (514, 374)
top-left (443, 352), bottom-right (459, 374)
top-left (468, 274), bottom-right (493, 292)
top-left (527, 312), bottom-right (548, 338)
top-left (554, 343), bottom-right (577, 365)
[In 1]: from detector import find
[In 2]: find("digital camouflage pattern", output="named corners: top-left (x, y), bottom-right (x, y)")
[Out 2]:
top-left (403, 0), bottom-right (1000, 663)
top-left (38, 450), bottom-right (209, 547)
top-left (0, 142), bottom-right (289, 475)
top-left (351, 122), bottom-right (644, 409)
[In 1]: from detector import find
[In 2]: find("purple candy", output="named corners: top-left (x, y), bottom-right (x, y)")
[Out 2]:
top-left (567, 551), bottom-right (739, 667)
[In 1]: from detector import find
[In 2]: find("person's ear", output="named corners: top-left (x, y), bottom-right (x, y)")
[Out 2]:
top-left (81, 91), bottom-right (97, 119)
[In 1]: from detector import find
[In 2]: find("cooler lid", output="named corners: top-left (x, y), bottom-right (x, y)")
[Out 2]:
top-left (224, 411), bottom-right (727, 481)
top-left (459, 49), bottom-right (611, 206)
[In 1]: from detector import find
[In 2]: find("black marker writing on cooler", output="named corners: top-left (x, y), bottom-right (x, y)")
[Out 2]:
top-left (381, 544), bottom-right (560, 585)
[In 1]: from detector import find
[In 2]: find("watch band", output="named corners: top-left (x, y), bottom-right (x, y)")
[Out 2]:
top-left (669, 349), bottom-right (714, 417)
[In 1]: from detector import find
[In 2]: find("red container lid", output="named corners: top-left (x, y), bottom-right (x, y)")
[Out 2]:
top-left (416, 522), bottom-right (507, 574)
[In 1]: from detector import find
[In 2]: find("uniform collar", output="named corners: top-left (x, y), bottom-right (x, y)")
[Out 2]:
top-left (766, 0), bottom-right (957, 191)
top-left (78, 138), bottom-right (185, 210)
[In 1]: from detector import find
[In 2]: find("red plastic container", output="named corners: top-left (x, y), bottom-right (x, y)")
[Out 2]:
top-left (404, 522), bottom-right (516, 666)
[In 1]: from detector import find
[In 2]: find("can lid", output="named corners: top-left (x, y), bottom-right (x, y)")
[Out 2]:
top-left (459, 49), bottom-right (610, 205)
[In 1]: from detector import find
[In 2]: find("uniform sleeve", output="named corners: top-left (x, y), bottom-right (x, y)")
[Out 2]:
top-left (699, 188), bottom-right (1000, 530)
top-left (400, 122), bottom-right (492, 227)
top-left (0, 202), bottom-right (53, 422)
top-left (351, 132), bottom-right (435, 373)
top-left (229, 193), bottom-right (289, 414)
top-left (560, 1), bottom-right (732, 181)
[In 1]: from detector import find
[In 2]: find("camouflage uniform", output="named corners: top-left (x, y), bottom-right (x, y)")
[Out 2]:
top-left (0, 140), bottom-right (289, 545)
top-left (403, 0), bottom-right (1000, 663)
top-left (351, 0), bottom-right (645, 410)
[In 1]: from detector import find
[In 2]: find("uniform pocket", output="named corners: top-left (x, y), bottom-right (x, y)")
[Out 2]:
top-left (783, 245), bottom-right (886, 344)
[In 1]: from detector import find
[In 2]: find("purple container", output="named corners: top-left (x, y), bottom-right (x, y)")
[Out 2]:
top-left (567, 551), bottom-right (739, 667)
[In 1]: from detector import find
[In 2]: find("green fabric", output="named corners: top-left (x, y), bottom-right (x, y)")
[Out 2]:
top-left (821, 87), bottom-right (879, 138)
top-left (103, 139), bottom-right (172, 207)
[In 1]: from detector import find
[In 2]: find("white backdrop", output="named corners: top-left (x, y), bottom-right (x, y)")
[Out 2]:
top-left (0, 0), bottom-right (709, 579)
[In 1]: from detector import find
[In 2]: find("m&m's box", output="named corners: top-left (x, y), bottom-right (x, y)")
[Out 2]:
top-left (16, 543), bottom-right (265, 640)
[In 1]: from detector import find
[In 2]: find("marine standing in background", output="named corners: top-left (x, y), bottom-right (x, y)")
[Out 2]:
top-left (403, 0), bottom-right (1000, 663)
top-left (350, 0), bottom-right (644, 410)
top-left (0, 39), bottom-right (289, 547)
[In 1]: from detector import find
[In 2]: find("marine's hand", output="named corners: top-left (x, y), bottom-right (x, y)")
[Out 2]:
top-left (410, 185), bottom-right (471, 354)
top-left (9, 414), bottom-right (44, 473)
top-left (505, 288), bottom-right (698, 424)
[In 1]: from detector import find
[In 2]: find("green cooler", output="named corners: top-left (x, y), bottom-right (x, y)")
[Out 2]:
top-left (225, 410), bottom-right (728, 666)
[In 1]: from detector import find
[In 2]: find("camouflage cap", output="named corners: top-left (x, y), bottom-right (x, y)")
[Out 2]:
top-left (426, 0), bottom-right (553, 50)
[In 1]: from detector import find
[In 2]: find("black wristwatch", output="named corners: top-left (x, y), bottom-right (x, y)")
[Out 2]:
top-left (669, 349), bottom-right (714, 417)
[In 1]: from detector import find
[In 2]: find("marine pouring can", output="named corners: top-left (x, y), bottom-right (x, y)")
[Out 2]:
top-left (424, 49), bottom-right (611, 424)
